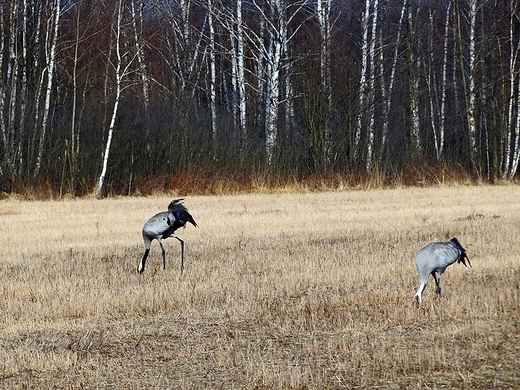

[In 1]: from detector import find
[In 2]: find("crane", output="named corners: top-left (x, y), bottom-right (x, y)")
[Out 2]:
top-left (137, 199), bottom-right (197, 274)
top-left (414, 237), bottom-right (471, 305)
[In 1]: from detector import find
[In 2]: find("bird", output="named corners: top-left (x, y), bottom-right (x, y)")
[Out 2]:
top-left (414, 237), bottom-right (471, 305)
top-left (137, 199), bottom-right (197, 275)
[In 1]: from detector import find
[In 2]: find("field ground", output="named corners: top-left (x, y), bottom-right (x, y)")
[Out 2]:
top-left (0, 185), bottom-right (519, 389)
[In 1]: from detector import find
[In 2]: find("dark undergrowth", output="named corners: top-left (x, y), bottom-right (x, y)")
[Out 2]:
top-left (1, 163), bottom-right (514, 200)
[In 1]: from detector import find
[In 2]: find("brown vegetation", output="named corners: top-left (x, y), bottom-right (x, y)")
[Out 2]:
top-left (1, 185), bottom-right (519, 388)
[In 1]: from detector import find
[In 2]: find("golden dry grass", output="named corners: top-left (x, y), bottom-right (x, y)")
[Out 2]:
top-left (0, 185), bottom-right (519, 389)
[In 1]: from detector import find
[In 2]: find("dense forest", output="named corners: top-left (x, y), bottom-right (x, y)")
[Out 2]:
top-left (0, 0), bottom-right (519, 197)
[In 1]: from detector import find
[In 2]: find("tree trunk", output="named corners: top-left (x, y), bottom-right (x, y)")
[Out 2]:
top-left (365, 0), bottom-right (379, 172)
top-left (35, 0), bottom-right (61, 177)
top-left (466, 0), bottom-right (478, 167)
top-left (380, 0), bottom-right (407, 163)
top-left (317, 0), bottom-right (332, 170)
top-left (407, 2), bottom-right (421, 155)
top-left (502, 0), bottom-right (520, 179)
top-left (437, 1), bottom-right (451, 162)
top-left (354, 0), bottom-right (371, 163)
top-left (95, 0), bottom-right (124, 199)
top-left (208, 0), bottom-right (217, 142)
top-left (236, 0), bottom-right (247, 142)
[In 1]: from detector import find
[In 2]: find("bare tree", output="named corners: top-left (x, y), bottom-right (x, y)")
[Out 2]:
top-left (95, 0), bottom-right (129, 198)
top-left (355, 0), bottom-right (379, 171)
top-left (250, 0), bottom-right (308, 166)
top-left (502, 0), bottom-right (520, 179)
top-left (406, 1), bottom-right (421, 155)
top-left (436, 1), bottom-right (451, 162)
top-left (317, 0), bottom-right (332, 169)
top-left (379, 0), bottom-right (407, 163)
top-left (207, 0), bottom-right (217, 142)
top-left (235, 0), bottom-right (246, 140)
top-left (35, 0), bottom-right (61, 177)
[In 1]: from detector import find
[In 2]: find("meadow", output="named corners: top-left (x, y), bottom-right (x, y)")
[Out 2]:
top-left (0, 185), bottom-right (519, 389)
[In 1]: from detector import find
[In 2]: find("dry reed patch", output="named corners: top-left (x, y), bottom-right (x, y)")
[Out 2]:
top-left (0, 185), bottom-right (519, 389)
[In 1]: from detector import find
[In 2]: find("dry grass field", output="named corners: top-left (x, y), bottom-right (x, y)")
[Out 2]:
top-left (1, 185), bottom-right (519, 389)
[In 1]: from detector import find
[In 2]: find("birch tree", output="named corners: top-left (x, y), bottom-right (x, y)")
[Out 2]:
top-left (355, 0), bottom-right (379, 171)
top-left (64, 2), bottom-right (101, 195)
top-left (425, 3), bottom-right (450, 163)
top-left (379, 0), bottom-right (407, 163)
top-left (250, 0), bottom-right (307, 166)
top-left (354, 0), bottom-right (371, 162)
top-left (235, 0), bottom-right (246, 140)
top-left (95, 0), bottom-right (126, 198)
top-left (18, 0), bottom-right (28, 177)
top-left (502, 0), bottom-right (520, 179)
top-left (130, 0), bottom-right (150, 143)
top-left (317, 0), bottom-right (332, 169)
top-left (0, 3), bottom-right (5, 177)
top-left (0, 0), bottom-right (15, 177)
top-left (207, 0), bottom-right (217, 141)
top-left (365, 0), bottom-right (379, 172)
top-left (467, 0), bottom-right (478, 166)
top-left (510, 72), bottom-right (520, 178)
top-left (35, 0), bottom-right (61, 177)
top-left (406, 1), bottom-right (421, 155)
top-left (436, 1), bottom-right (451, 161)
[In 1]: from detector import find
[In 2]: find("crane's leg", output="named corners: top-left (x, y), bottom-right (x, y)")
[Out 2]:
top-left (414, 282), bottom-right (427, 305)
top-left (432, 271), bottom-right (442, 296)
top-left (137, 248), bottom-right (150, 274)
top-left (157, 238), bottom-right (167, 270)
top-left (414, 272), bottom-right (430, 306)
top-left (171, 234), bottom-right (185, 274)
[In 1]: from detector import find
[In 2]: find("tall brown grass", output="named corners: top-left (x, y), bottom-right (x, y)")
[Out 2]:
top-left (0, 185), bottom-right (519, 388)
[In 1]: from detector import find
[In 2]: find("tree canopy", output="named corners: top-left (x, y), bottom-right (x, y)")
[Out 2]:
top-left (0, 0), bottom-right (519, 197)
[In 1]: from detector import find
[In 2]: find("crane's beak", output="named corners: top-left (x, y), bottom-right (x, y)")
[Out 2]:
top-left (459, 253), bottom-right (472, 267)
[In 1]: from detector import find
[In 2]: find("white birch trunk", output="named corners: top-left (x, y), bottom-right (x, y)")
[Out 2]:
top-left (95, 0), bottom-right (123, 199)
top-left (264, 20), bottom-right (283, 166)
top-left (0, 2), bottom-right (8, 168)
top-left (230, 34), bottom-right (239, 136)
top-left (437, 1), bottom-right (451, 162)
top-left (380, 0), bottom-right (407, 162)
top-left (208, 0), bottom-right (217, 141)
top-left (365, 0), bottom-right (379, 172)
top-left (130, 0), bottom-right (150, 141)
top-left (426, 8), bottom-right (440, 162)
top-left (18, 0), bottom-right (28, 174)
top-left (317, 0), bottom-right (332, 168)
top-left (502, 0), bottom-right (519, 179)
top-left (509, 6), bottom-right (520, 179)
top-left (0, 2), bottom-right (5, 161)
top-left (253, 0), bottom-right (306, 166)
top-left (510, 74), bottom-right (520, 178)
top-left (2, 0), bottom-right (19, 173)
top-left (408, 4), bottom-right (421, 154)
top-left (69, 4), bottom-right (82, 192)
top-left (467, 0), bottom-right (478, 164)
top-left (355, 0), bottom-right (371, 160)
top-left (8, 0), bottom-right (20, 172)
top-left (35, 0), bottom-right (61, 176)
top-left (30, 2), bottom-right (43, 171)
top-left (236, 0), bottom-right (247, 140)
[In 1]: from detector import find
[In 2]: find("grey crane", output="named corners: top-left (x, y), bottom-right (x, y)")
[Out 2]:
top-left (137, 199), bottom-right (197, 274)
top-left (414, 237), bottom-right (471, 305)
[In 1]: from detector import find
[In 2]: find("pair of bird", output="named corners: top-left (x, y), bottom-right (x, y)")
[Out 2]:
top-left (137, 199), bottom-right (472, 305)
